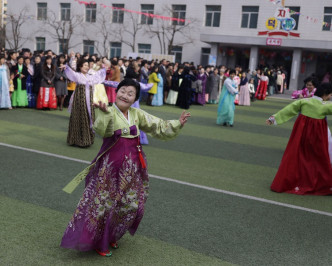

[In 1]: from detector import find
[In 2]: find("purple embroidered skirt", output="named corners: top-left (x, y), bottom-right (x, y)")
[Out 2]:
top-left (61, 126), bottom-right (149, 251)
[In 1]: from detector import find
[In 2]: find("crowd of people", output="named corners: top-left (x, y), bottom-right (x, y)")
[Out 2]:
top-left (0, 48), bottom-right (294, 114)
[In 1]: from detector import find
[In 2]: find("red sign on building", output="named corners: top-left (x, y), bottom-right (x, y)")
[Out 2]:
top-left (266, 38), bottom-right (282, 46)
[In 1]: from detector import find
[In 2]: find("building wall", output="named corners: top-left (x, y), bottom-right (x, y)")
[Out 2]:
top-left (5, 0), bottom-right (332, 82)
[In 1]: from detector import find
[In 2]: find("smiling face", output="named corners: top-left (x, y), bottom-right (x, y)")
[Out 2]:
top-left (115, 85), bottom-right (137, 112)
top-left (80, 62), bottom-right (89, 74)
top-left (306, 81), bottom-right (314, 92)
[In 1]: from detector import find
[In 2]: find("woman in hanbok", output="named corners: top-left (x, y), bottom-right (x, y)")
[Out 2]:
top-left (238, 72), bottom-right (250, 106)
top-left (151, 72), bottom-right (163, 106)
top-left (176, 67), bottom-right (197, 109)
top-left (147, 66), bottom-right (160, 106)
top-left (55, 55), bottom-right (68, 111)
top-left (166, 65), bottom-right (183, 105)
top-left (11, 56), bottom-right (28, 107)
top-left (24, 57), bottom-right (35, 108)
top-left (65, 59), bottom-right (107, 147)
top-left (61, 78), bottom-right (190, 256)
top-left (195, 67), bottom-right (207, 105)
top-left (255, 72), bottom-right (269, 100)
top-left (32, 56), bottom-right (42, 101)
top-left (37, 55), bottom-right (57, 109)
top-left (216, 69), bottom-right (238, 127)
top-left (291, 78), bottom-right (317, 99)
top-left (0, 55), bottom-right (11, 109)
top-left (266, 83), bottom-right (332, 195)
top-left (207, 68), bottom-right (220, 104)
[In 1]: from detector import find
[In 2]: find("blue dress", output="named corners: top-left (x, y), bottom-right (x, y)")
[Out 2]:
top-left (151, 73), bottom-right (163, 106)
top-left (0, 65), bottom-right (11, 109)
top-left (26, 74), bottom-right (36, 108)
top-left (216, 78), bottom-right (238, 126)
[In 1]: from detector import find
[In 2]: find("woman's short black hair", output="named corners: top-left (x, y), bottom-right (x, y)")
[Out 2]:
top-left (229, 69), bottom-right (236, 75)
top-left (314, 82), bottom-right (332, 98)
top-left (76, 59), bottom-right (89, 73)
top-left (116, 78), bottom-right (140, 101)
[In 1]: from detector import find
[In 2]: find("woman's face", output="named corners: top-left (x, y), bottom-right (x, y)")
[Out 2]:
top-left (35, 57), bottom-right (41, 64)
top-left (11, 53), bottom-right (17, 60)
top-left (306, 81), bottom-right (314, 91)
top-left (115, 86), bottom-right (136, 111)
top-left (17, 58), bottom-right (24, 65)
top-left (230, 73), bottom-right (236, 80)
top-left (80, 62), bottom-right (89, 74)
top-left (0, 58), bottom-right (5, 65)
top-left (25, 58), bottom-right (30, 65)
top-left (200, 68), bottom-right (205, 74)
top-left (46, 58), bottom-right (52, 65)
top-left (60, 57), bottom-right (65, 64)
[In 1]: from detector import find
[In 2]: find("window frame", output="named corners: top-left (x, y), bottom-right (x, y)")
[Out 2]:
top-left (60, 3), bottom-right (71, 21)
top-left (112, 4), bottom-right (125, 24)
top-left (37, 2), bottom-right (47, 21)
top-left (241, 6), bottom-right (259, 29)
top-left (138, 43), bottom-right (151, 54)
top-left (323, 7), bottom-right (332, 31)
top-left (110, 42), bottom-right (122, 58)
top-left (205, 5), bottom-right (221, 27)
top-left (36, 37), bottom-right (46, 51)
top-left (172, 5), bottom-right (186, 26)
top-left (85, 3), bottom-right (97, 23)
top-left (141, 4), bottom-right (154, 25)
top-left (83, 40), bottom-right (95, 55)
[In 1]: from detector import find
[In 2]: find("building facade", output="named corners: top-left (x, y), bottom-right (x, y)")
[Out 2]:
top-left (5, 0), bottom-right (332, 90)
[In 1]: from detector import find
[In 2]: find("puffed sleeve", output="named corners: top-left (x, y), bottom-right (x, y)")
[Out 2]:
top-left (93, 107), bottom-right (114, 137)
top-left (273, 99), bottom-right (302, 125)
top-left (89, 68), bottom-right (106, 85)
top-left (137, 109), bottom-right (182, 140)
top-left (64, 65), bottom-right (81, 83)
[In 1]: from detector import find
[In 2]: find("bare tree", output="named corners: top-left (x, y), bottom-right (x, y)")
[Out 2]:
top-left (114, 12), bottom-right (143, 52)
top-left (6, 8), bottom-right (31, 50)
top-left (41, 9), bottom-right (83, 54)
top-left (83, 7), bottom-right (113, 56)
top-left (145, 5), bottom-right (199, 55)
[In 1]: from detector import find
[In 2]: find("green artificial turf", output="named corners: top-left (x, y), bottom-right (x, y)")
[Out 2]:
top-left (1, 98), bottom-right (332, 265)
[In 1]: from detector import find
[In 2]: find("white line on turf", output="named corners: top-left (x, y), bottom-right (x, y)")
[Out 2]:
top-left (1, 142), bottom-right (332, 217)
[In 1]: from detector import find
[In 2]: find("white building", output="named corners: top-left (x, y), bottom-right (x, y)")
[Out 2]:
top-left (5, 0), bottom-right (332, 90)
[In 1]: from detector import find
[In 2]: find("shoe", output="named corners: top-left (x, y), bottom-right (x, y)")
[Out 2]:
top-left (110, 242), bottom-right (119, 249)
top-left (230, 124), bottom-right (234, 127)
top-left (95, 249), bottom-right (112, 257)
top-left (222, 123), bottom-right (227, 126)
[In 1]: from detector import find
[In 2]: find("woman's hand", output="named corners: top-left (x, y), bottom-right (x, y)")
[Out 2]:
top-left (179, 110), bottom-right (191, 126)
top-left (93, 101), bottom-right (108, 112)
top-left (266, 116), bottom-right (274, 125)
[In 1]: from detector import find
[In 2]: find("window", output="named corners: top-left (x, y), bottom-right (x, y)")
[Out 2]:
top-left (36, 37), bottom-right (45, 51)
top-left (110, 42), bottom-right (122, 58)
top-left (323, 7), bottom-right (332, 31)
top-left (205, 5), bottom-right (221, 27)
top-left (201, 48), bottom-right (211, 66)
top-left (60, 3), bottom-right (71, 21)
top-left (59, 38), bottom-right (68, 53)
top-left (171, 46), bottom-right (182, 63)
top-left (85, 3), bottom-right (96, 23)
top-left (241, 6), bottom-right (259, 29)
top-left (138, 43), bottom-right (151, 54)
top-left (83, 40), bottom-right (94, 55)
top-left (112, 4), bottom-right (124, 23)
top-left (37, 2), bottom-right (47, 20)
top-left (141, 4), bottom-right (154, 25)
top-left (172, 5), bottom-right (186, 26)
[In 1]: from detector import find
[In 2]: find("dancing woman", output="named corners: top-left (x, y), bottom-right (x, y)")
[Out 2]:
top-left (61, 78), bottom-right (190, 256)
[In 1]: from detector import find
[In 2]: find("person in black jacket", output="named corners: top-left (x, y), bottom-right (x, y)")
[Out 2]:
top-left (36, 55), bottom-right (57, 109)
top-left (176, 66), bottom-right (197, 109)
top-left (32, 55), bottom-right (42, 96)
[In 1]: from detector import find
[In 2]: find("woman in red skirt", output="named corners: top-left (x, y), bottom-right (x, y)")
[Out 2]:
top-left (255, 72), bottom-right (269, 100)
top-left (266, 83), bottom-right (332, 195)
top-left (37, 55), bottom-right (57, 109)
